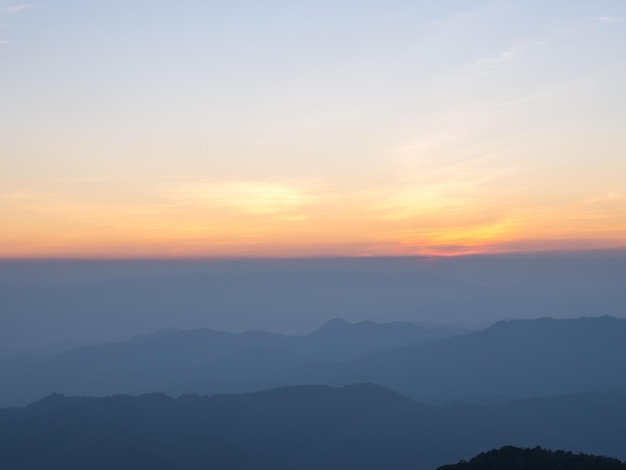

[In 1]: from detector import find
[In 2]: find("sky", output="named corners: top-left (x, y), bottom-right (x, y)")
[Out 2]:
top-left (2, 0), bottom-right (626, 258)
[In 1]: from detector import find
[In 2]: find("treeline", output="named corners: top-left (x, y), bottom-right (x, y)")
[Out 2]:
top-left (439, 446), bottom-right (626, 470)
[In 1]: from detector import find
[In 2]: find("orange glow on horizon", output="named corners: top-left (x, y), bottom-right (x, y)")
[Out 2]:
top-left (3, 2), bottom-right (626, 261)
top-left (2, 212), bottom-right (625, 260)
top-left (2, 178), bottom-right (626, 259)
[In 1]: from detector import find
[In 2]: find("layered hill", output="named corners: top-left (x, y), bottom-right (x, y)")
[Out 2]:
top-left (0, 319), bottom-right (461, 406)
top-left (287, 315), bottom-right (626, 403)
top-left (1, 385), bottom-right (626, 470)
top-left (2, 316), bottom-right (625, 406)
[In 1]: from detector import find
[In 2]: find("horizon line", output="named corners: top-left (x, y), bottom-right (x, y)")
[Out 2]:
top-left (2, 247), bottom-right (626, 262)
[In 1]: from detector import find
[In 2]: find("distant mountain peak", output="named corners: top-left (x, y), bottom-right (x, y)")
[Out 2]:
top-left (311, 318), bottom-right (353, 334)
top-left (312, 318), bottom-right (422, 336)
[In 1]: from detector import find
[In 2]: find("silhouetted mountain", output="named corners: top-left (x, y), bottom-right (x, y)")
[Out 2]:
top-left (290, 316), bottom-right (626, 403)
top-left (0, 319), bottom-right (462, 406)
top-left (438, 446), bottom-right (626, 470)
top-left (4, 255), bottom-right (625, 353)
top-left (301, 318), bottom-right (464, 355)
top-left (1, 386), bottom-right (626, 470)
top-left (3, 316), bottom-right (625, 406)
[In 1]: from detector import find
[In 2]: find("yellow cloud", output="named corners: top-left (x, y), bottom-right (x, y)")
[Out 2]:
top-left (2, 174), bottom-right (626, 258)
top-left (169, 181), bottom-right (317, 216)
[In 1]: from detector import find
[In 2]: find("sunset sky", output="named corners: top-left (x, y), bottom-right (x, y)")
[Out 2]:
top-left (2, 0), bottom-right (625, 258)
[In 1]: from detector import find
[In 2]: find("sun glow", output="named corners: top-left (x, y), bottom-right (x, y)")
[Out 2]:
top-left (1, 2), bottom-right (626, 258)
top-left (2, 174), bottom-right (625, 258)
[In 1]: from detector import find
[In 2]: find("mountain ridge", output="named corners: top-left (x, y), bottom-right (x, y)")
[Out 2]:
top-left (0, 318), bottom-right (464, 406)
top-left (247, 315), bottom-right (626, 403)
top-left (2, 315), bottom-right (625, 406)
top-left (2, 385), bottom-right (626, 470)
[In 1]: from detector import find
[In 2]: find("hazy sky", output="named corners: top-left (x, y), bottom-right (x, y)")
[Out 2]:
top-left (2, 0), bottom-right (625, 257)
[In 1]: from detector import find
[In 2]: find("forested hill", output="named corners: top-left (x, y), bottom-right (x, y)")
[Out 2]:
top-left (438, 446), bottom-right (626, 470)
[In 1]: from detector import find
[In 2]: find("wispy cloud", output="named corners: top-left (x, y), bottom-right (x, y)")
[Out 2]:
top-left (474, 45), bottom-right (524, 68)
top-left (451, 43), bottom-right (526, 83)
top-left (0, 4), bottom-right (31, 15)
top-left (0, 190), bottom-right (38, 202)
top-left (168, 180), bottom-right (319, 217)
top-left (585, 190), bottom-right (624, 205)
top-left (0, 3), bottom-right (32, 47)
top-left (597, 16), bottom-right (620, 24)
